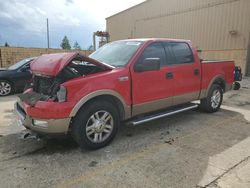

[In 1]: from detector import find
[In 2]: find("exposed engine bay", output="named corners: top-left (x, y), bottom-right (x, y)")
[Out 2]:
top-left (19, 58), bottom-right (107, 106)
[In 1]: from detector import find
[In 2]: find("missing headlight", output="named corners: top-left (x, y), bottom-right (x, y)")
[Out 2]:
top-left (56, 86), bottom-right (67, 102)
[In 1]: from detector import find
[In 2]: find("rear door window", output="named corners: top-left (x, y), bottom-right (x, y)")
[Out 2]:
top-left (163, 43), bottom-right (176, 65)
top-left (169, 42), bottom-right (194, 64)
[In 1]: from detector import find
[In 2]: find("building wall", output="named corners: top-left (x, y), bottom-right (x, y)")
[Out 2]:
top-left (106, 0), bottom-right (250, 74)
top-left (0, 47), bottom-right (93, 68)
top-left (200, 49), bottom-right (247, 70)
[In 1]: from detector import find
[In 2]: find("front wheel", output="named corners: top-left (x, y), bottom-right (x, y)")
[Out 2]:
top-left (200, 84), bottom-right (223, 113)
top-left (71, 100), bottom-right (120, 150)
top-left (0, 80), bottom-right (12, 96)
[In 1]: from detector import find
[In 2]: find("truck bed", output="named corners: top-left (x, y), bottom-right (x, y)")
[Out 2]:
top-left (201, 60), bottom-right (235, 95)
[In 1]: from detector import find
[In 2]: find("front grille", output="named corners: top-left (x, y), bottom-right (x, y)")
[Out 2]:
top-left (33, 76), bottom-right (54, 95)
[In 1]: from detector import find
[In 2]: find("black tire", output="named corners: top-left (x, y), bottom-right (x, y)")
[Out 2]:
top-left (233, 82), bottom-right (241, 90)
top-left (0, 80), bottom-right (13, 96)
top-left (71, 100), bottom-right (120, 150)
top-left (200, 84), bottom-right (223, 113)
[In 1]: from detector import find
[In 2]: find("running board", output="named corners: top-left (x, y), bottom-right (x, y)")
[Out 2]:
top-left (128, 103), bottom-right (198, 126)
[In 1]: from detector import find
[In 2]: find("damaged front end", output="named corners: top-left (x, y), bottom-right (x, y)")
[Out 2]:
top-left (19, 74), bottom-right (67, 106)
top-left (19, 52), bottom-right (113, 106)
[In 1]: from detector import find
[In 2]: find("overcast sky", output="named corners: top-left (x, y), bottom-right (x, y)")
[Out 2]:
top-left (0, 0), bottom-right (145, 49)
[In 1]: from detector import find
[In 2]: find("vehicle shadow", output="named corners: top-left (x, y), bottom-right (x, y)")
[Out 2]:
top-left (0, 108), bottom-right (249, 156)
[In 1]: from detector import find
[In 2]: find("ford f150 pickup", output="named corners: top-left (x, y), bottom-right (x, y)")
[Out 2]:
top-left (15, 38), bottom-right (242, 149)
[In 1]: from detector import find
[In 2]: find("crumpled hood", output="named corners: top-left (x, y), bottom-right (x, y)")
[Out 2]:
top-left (30, 52), bottom-right (113, 76)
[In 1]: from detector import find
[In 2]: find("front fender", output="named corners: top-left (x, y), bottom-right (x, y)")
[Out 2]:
top-left (69, 89), bottom-right (131, 119)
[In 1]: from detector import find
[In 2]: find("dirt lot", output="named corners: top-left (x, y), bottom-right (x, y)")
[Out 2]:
top-left (0, 78), bottom-right (250, 188)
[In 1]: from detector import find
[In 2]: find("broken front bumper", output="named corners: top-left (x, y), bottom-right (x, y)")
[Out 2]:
top-left (14, 101), bottom-right (71, 134)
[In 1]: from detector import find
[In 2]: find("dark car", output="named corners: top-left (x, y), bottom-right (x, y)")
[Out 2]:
top-left (0, 57), bottom-right (35, 96)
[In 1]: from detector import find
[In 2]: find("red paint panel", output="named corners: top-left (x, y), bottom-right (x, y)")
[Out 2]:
top-left (31, 52), bottom-right (78, 76)
top-left (129, 40), bottom-right (174, 105)
top-left (23, 101), bottom-right (74, 119)
top-left (63, 68), bottom-right (132, 106)
top-left (171, 63), bottom-right (201, 96)
top-left (131, 66), bottom-right (174, 105)
top-left (201, 61), bottom-right (235, 90)
top-left (171, 42), bottom-right (201, 97)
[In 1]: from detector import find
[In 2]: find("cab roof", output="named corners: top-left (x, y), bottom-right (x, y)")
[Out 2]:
top-left (117, 38), bottom-right (191, 43)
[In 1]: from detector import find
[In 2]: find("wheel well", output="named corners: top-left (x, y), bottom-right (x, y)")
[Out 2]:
top-left (213, 78), bottom-right (226, 92)
top-left (77, 95), bottom-right (125, 120)
top-left (0, 78), bottom-right (13, 85)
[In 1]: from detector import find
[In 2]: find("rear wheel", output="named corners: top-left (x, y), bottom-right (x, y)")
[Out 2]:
top-left (0, 80), bottom-right (12, 96)
top-left (200, 84), bottom-right (223, 113)
top-left (71, 100), bottom-right (120, 150)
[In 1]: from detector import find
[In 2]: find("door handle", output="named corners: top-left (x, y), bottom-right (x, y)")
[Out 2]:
top-left (194, 69), bottom-right (200, 76)
top-left (166, 72), bottom-right (173, 80)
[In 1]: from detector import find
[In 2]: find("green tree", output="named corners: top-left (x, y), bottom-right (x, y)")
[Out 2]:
top-left (73, 41), bottom-right (81, 50)
top-left (60, 36), bottom-right (71, 49)
top-left (87, 45), bottom-right (94, 51)
top-left (4, 42), bottom-right (9, 47)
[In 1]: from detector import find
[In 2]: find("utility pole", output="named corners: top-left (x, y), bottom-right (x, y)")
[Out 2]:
top-left (46, 18), bottom-right (50, 49)
top-left (93, 32), bottom-right (96, 51)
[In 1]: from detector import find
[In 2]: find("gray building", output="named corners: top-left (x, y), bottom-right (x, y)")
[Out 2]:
top-left (106, 0), bottom-right (250, 75)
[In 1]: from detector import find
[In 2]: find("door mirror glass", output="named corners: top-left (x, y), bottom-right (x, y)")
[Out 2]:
top-left (134, 58), bottom-right (160, 72)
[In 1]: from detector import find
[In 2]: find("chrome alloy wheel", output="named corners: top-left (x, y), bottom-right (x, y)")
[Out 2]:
top-left (0, 81), bottom-right (11, 96)
top-left (211, 90), bottom-right (221, 109)
top-left (85, 110), bottom-right (114, 143)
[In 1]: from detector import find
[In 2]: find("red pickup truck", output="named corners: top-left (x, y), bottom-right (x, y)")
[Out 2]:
top-left (15, 38), bottom-right (242, 149)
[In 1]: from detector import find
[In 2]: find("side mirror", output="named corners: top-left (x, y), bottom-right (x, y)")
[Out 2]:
top-left (20, 67), bottom-right (27, 72)
top-left (134, 58), bottom-right (160, 72)
top-left (20, 66), bottom-right (30, 72)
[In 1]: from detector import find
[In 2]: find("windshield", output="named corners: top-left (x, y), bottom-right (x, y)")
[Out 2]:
top-left (89, 41), bottom-right (143, 67)
top-left (8, 58), bottom-right (32, 70)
